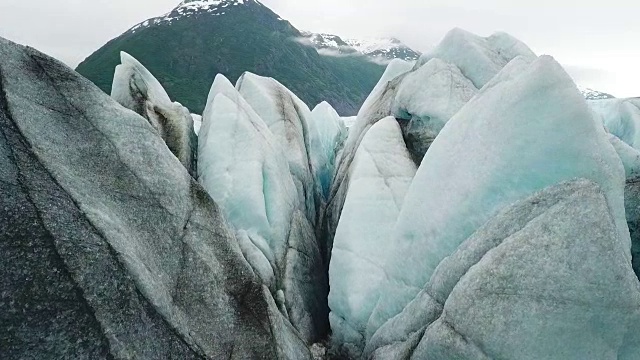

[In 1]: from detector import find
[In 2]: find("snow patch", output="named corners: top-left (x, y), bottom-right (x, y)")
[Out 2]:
top-left (126, 0), bottom-right (257, 32)
top-left (299, 31), bottom-right (420, 62)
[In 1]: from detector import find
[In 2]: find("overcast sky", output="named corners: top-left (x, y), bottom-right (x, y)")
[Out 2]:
top-left (0, 0), bottom-right (638, 97)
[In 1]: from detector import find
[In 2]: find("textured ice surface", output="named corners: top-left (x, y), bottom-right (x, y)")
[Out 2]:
top-left (392, 58), bottom-right (477, 123)
top-left (341, 116), bottom-right (357, 129)
top-left (624, 178), bottom-right (640, 281)
top-left (0, 36), bottom-right (309, 359)
top-left (112, 52), bottom-right (172, 107)
top-left (364, 289), bottom-right (441, 359)
top-left (612, 134), bottom-right (640, 280)
top-left (323, 60), bottom-right (414, 249)
top-left (199, 73), bottom-right (328, 342)
top-left (355, 59), bottom-right (413, 130)
top-left (328, 117), bottom-right (417, 355)
top-left (415, 28), bottom-right (536, 88)
top-left (610, 134), bottom-right (640, 178)
top-left (415, 180), bottom-right (640, 359)
top-left (590, 98), bottom-right (640, 150)
top-left (111, 52), bottom-right (196, 174)
top-left (358, 59), bottom-right (413, 116)
top-left (191, 114), bottom-right (202, 135)
top-left (234, 76), bottom-right (330, 340)
top-left (365, 180), bottom-right (640, 359)
top-left (198, 91), bottom-right (296, 270)
top-left (310, 102), bottom-right (347, 199)
top-left (198, 74), bottom-right (240, 145)
top-left (236, 72), bottom-right (317, 223)
top-left (339, 59), bottom-right (413, 170)
top-left (368, 55), bottom-right (629, 336)
top-left (393, 58), bottom-right (477, 161)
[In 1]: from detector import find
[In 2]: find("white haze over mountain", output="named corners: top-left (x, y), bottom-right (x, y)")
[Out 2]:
top-left (0, 0), bottom-right (638, 97)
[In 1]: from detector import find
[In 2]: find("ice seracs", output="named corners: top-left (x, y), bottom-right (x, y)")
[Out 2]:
top-left (0, 35), bottom-right (310, 359)
top-left (328, 117), bottom-right (416, 356)
top-left (191, 114), bottom-right (202, 134)
top-left (198, 83), bottom-right (296, 271)
top-left (590, 97), bottom-right (640, 150)
top-left (610, 134), bottom-right (640, 279)
top-left (198, 73), bottom-right (245, 146)
top-left (373, 180), bottom-right (640, 359)
top-left (309, 102), bottom-right (347, 199)
top-left (111, 51), bottom-right (197, 175)
top-left (4, 24), bottom-right (640, 359)
top-left (367, 55), bottom-right (628, 340)
top-left (392, 57), bottom-right (478, 162)
top-left (355, 58), bottom-right (414, 127)
top-left (323, 34), bottom-right (531, 267)
top-left (590, 97), bottom-right (640, 273)
top-left (318, 59), bottom-right (413, 274)
top-left (236, 72), bottom-right (318, 224)
top-left (416, 28), bottom-right (536, 88)
top-left (198, 72), bottom-right (329, 343)
top-left (341, 29), bottom-right (535, 166)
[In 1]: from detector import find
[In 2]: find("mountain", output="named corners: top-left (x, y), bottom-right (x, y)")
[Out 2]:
top-left (344, 37), bottom-right (421, 61)
top-left (76, 0), bottom-right (387, 115)
top-left (300, 31), bottom-right (421, 61)
top-left (579, 86), bottom-right (615, 100)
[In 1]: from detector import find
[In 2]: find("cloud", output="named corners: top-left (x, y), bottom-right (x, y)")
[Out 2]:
top-left (291, 36), bottom-right (311, 46)
top-left (563, 65), bottom-right (613, 85)
top-left (562, 64), bottom-right (640, 98)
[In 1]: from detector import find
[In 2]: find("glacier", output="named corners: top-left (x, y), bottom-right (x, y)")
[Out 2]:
top-left (415, 28), bottom-right (537, 88)
top-left (321, 59), bottom-right (414, 256)
top-left (610, 135), bottom-right (640, 279)
top-left (197, 73), bottom-right (329, 343)
top-left (392, 57), bottom-right (478, 162)
top-left (191, 113), bottom-right (202, 135)
top-left (590, 97), bottom-right (640, 150)
top-left (0, 36), bottom-right (310, 359)
top-left (198, 83), bottom-right (296, 272)
top-left (593, 99), bottom-right (640, 280)
top-left (341, 116), bottom-right (357, 129)
top-left (368, 180), bottom-right (640, 359)
top-left (355, 58), bottom-right (414, 128)
top-left (367, 56), bottom-right (629, 339)
top-left (3, 25), bottom-right (640, 360)
top-left (328, 117), bottom-right (416, 356)
top-left (236, 72), bottom-right (318, 224)
top-left (111, 51), bottom-right (197, 175)
top-left (309, 101), bottom-right (347, 200)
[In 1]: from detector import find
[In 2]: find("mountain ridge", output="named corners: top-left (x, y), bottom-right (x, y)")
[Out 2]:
top-left (579, 86), bottom-right (615, 100)
top-left (300, 31), bottom-right (421, 62)
top-left (76, 0), bottom-right (610, 116)
top-left (76, 0), bottom-right (385, 115)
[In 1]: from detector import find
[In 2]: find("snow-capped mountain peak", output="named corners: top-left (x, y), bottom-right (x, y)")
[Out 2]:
top-left (578, 85), bottom-right (615, 100)
top-left (345, 37), bottom-right (400, 53)
top-left (176, 0), bottom-right (256, 11)
top-left (129, 0), bottom-right (262, 33)
top-left (345, 37), bottom-right (420, 61)
top-left (301, 32), bottom-right (350, 49)
top-left (300, 31), bottom-right (420, 62)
